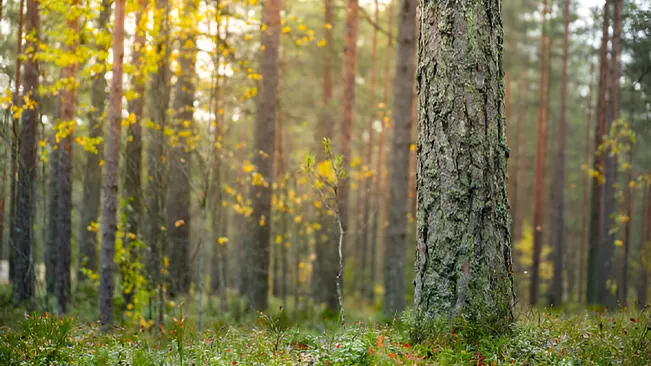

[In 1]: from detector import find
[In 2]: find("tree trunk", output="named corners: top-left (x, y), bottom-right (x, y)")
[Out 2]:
top-left (550, 0), bottom-right (571, 308)
top-left (9, 0), bottom-right (25, 287)
top-left (618, 154), bottom-right (633, 306)
top-left (370, 1), bottom-right (393, 305)
top-left (78, 0), bottom-right (111, 282)
top-left (637, 184), bottom-right (650, 309)
top-left (99, 0), bottom-right (126, 327)
top-left (12, 0), bottom-right (38, 305)
top-left (167, 0), bottom-right (198, 298)
top-left (587, 0), bottom-right (610, 307)
top-left (313, 0), bottom-right (338, 312)
top-left (46, 138), bottom-right (59, 301)
top-left (530, 0), bottom-right (549, 306)
top-left (383, 0), bottom-right (416, 317)
top-left (578, 63), bottom-right (595, 304)
top-left (248, 0), bottom-right (281, 311)
top-left (414, 0), bottom-right (514, 334)
top-left (338, 0), bottom-right (360, 276)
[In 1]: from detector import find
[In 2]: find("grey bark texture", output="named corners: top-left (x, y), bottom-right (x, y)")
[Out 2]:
top-left (414, 0), bottom-right (514, 334)
top-left (383, 0), bottom-right (416, 317)
top-left (248, 0), bottom-right (281, 311)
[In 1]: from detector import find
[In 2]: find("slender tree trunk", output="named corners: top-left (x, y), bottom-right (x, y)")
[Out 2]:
top-left (78, 0), bottom-right (111, 282)
top-left (54, 0), bottom-right (79, 313)
top-left (249, 0), bottom-right (281, 311)
top-left (338, 0), bottom-right (360, 277)
top-left (358, 0), bottom-right (379, 302)
top-left (587, 0), bottom-right (610, 307)
top-left (530, 0), bottom-right (549, 306)
top-left (99, 0), bottom-right (126, 327)
top-left (550, 0), bottom-right (571, 308)
top-left (145, 0), bottom-right (171, 326)
top-left (414, 0), bottom-right (514, 334)
top-left (167, 0), bottom-right (198, 298)
top-left (618, 155), bottom-right (633, 306)
top-left (513, 72), bottom-right (528, 245)
top-left (0, 136), bottom-right (6, 262)
top-left (597, 0), bottom-right (622, 309)
top-left (370, 1), bottom-right (393, 303)
top-left (579, 63), bottom-right (595, 304)
top-left (9, 0), bottom-right (25, 286)
top-left (313, 0), bottom-right (338, 312)
top-left (637, 184), bottom-right (650, 309)
top-left (46, 138), bottom-right (59, 301)
top-left (506, 73), bottom-right (513, 207)
top-left (383, 0), bottom-right (416, 317)
top-left (13, 0), bottom-right (38, 305)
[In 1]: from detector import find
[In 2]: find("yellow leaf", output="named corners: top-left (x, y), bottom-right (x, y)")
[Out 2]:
top-left (275, 235), bottom-right (282, 244)
top-left (259, 215), bottom-right (266, 226)
top-left (410, 144), bottom-right (416, 151)
top-left (218, 237), bottom-right (228, 245)
top-left (175, 219), bottom-right (185, 227)
top-left (614, 240), bottom-right (623, 247)
top-left (294, 216), bottom-right (302, 223)
top-left (99, 160), bottom-right (105, 167)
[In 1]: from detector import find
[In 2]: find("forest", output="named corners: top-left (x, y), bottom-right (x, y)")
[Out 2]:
top-left (0, 0), bottom-right (650, 364)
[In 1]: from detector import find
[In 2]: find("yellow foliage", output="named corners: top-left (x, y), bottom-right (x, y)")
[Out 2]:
top-left (175, 219), bottom-right (185, 227)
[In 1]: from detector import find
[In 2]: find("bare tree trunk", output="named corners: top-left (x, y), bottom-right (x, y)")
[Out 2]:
top-left (383, 0), bottom-right (416, 317)
top-left (167, 0), bottom-right (198, 298)
top-left (78, 0), bottom-right (111, 282)
top-left (338, 0), bottom-right (360, 283)
top-left (550, 0), bottom-right (571, 308)
top-left (99, 0), bottom-right (126, 327)
top-left (249, 0), bottom-right (281, 311)
top-left (13, 0), bottom-right (38, 306)
top-left (618, 154), bottom-right (633, 306)
top-left (414, 0), bottom-right (514, 335)
top-left (530, 0), bottom-right (549, 306)
top-left (513, 72), bottom-right (528, 244)
top-left (578, 63), bottom-right (595, 305)
top-left (9, 0), bottom-right (25, 287)
top-left (587, 0), bottom-right (610, 307)
top-left (46, 138), bottom-right (59, 302)
top-left (637, 184), bottom-right (650, 309)
top-left (54, 0), bottom-right (79, 313)
top-left (145, 0), bottom-right (171, 326)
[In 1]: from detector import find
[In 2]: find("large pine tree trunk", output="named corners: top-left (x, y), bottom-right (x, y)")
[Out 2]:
top-left (587, 0), bottom-right (610, 306)
top-left (530, 0), bottom-right (549, 306)
top-left (383, 0), bottom-right (416, 316)
top-left (78, 0), bottom-right (111, 281)
top-left (145, 0), bottom-right (171, 325)
top-left (54, 0), bottom-right (80, 313)
top-left (248, 0), bottom-right (281, 311)
top-left (414, 0), bottom-right (514, 334)
top-left (13, 0), bottom-right (38, 305)
top-left (550, 0), bottom-right (571, 307)
top-left (99, 0), bottom-right (126, 327)
top-left (167, 0), bottom-right (198, 297)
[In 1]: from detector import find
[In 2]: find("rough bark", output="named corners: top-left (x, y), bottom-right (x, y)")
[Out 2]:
top-left (145, 0), bottom-right (170, 326)
top-left (167, 0), bottom-right (198, 297)
top-left (550, 0), bottom-right (571, 307)
top-left (383, 0), bottom-right (416, 317)
top-left (530, 0), bottom-right (549, 306)
top-left (578, 63), bottom-right (595, 304)
top-left (12, 0), bottom-right (38, 305)
top-left (587, 0), bottom-right (610, 307)
top-left (99, 0), bottom-right (125, 327)
top-left (78, 0), bottom-right (111, 281)
top-left (248, 0), bottom-right (281, 311)
top-left (414, 0), bottom-right (514, 334)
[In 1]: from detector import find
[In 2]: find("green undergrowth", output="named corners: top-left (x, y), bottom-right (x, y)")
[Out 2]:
top-left (0, 306), bottom-right (648, 365)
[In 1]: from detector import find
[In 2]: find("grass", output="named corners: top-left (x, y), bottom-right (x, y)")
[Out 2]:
top-left (0, 287), bottom-right (648, 365)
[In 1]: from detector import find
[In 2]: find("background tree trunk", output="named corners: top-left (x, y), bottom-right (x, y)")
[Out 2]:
top-left (414, 0), bottom-right (514, 334)
top-left (78, 0), bottom-right (111, 282)
top-left (383, 0), bottom-right (416, 317)
top-left (99, 0), bottom-right (125, 327)
top-left (248, 0), bottom-right (281, 311)
top-left (12, 0), bottom-right (38, 305)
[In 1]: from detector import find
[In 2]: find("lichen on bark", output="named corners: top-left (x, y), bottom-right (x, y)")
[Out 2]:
top-left (414, 0), bottom-right (515, 337)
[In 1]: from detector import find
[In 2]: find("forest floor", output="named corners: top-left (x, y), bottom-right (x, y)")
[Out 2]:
top-left (0, 287), bottom-right (649, 365)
